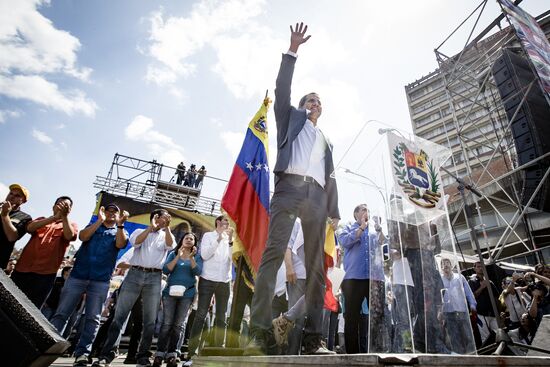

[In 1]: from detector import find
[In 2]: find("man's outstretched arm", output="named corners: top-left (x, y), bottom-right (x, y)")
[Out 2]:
top-left (274, 22), bottom-right (311, 138)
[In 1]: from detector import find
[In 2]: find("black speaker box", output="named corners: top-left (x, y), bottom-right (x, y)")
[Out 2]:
top-left (0, 271), bottom-right (69, 367)
top-left (492, 48), bottom-right (550, 212)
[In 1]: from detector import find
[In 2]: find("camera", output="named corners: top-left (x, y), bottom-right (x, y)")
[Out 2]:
top-left (526, 281), bottom-right (548, 298)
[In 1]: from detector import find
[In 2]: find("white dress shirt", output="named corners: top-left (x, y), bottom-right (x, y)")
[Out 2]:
top-left (275, 262), bottom-right (287, 297)
top-left (392, 257), bottom-right (414, 286)
top-left (200, 230), bottom-right (232, 283)
top-left (288, 219), bottom-right (306, 280)
top-left (285, 119), bottom-right (327, 187)
top-left (129, 228), bottom-right (174, 269)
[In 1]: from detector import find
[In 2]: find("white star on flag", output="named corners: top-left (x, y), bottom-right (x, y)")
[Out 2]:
top-left (263, 164), bottom-right (269, 172)
top-left (256, 163), bottom-right (263, 171)
top-left (246, 162), bottom-right (253, 171)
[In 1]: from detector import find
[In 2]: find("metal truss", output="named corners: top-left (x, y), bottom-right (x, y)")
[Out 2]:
top-left (93, 153), bottom-right (222, 216)
top-left (433, 0), bottom-right (549, 263)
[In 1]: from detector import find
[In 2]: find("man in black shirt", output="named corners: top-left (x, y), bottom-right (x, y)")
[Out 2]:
top-left (1, 184), bottom-right (32, 269)
top-left (468, 261), bottom-right (499, 343)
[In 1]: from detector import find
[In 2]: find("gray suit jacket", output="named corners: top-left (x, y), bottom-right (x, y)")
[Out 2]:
top-left (273, 53), bottom-right (340, 219)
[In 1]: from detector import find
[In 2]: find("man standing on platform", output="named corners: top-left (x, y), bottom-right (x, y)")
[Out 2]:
top-left (94, 209), bottom-right (174, 367)
top-left (51, 204), bottom-right (128, 367)
top-left (187, 215), bottom-right (233, 358)
top-left (245, 22), bottom-right (340, 356)
top-left (1, 184), bottom-right (32, 269)
top-left (439, 257), bottom-right (477, 354)
top-left (11, 196), bottom-right (78, 308)
top-left (468, 261), bottom-right (499, 343)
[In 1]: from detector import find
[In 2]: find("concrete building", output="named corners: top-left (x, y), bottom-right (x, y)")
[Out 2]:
top-left (404, 11), bottom-right (550, 264)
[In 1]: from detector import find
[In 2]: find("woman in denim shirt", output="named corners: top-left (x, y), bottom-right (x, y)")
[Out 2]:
top-left (154, 232), bottom-right (202, 367)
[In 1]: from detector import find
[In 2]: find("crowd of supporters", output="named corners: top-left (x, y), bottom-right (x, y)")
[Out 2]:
top-left (2, 185), bottom-right (549, 367)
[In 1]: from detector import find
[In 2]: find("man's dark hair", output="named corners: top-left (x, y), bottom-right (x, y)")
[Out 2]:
top-left (55, 196), bottom-right (73, 206)
top-left (353, 204), bottom-right (367, 218)
top-left (150, 208), bottom-right (169, 221)
top-left (299, 92), bottom-right (319, 109)
top-left (215, 215), bottom-right (226, 226)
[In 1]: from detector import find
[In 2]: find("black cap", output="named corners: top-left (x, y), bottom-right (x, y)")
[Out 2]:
top-left (105, 203), bottom-right (120, 212)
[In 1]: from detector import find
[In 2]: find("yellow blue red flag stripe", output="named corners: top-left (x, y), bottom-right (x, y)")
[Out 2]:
top-left (221, 97), bottom-right (271, 276)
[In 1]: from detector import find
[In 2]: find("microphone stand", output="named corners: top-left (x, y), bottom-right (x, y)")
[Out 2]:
top-left (441, 166), bottom-right (549, 356)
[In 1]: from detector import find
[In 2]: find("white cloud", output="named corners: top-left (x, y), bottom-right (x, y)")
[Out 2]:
top-left (0, 109), bottom-right (21, 123)
top-left (0, 75), bottom-right (97, 116)
top-left (32, 128), bottom-right (53, 144)
top-left (125, 115), bottom-right (186, 166)
top-left (0, 0), bottom-right (96, 116)
top-left (211, 29), bottom-right (284, 100)
top-left (144, 0), bottom-right (266, 97)
top-left (220, 131), bottom-right (245, 159)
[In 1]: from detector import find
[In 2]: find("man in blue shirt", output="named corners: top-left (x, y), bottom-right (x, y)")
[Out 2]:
top-left (337, 204), bottom-right (379, 354)
top-left (439, 257), bottom-right (477, 354)
top-left (51, 203), bottom-right (128, 367)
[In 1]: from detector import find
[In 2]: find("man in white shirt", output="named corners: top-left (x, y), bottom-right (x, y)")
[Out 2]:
top-left (187, 215), bottom-right (233, 358)
top-left (94, 209), bottom-right (174, 367)
top-left (246, 22), bottom-right (340, 357)
top-left (273, 219), bottom-right (306, 354)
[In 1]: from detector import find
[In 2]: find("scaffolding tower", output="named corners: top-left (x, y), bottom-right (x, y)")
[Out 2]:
top-left (93, 153), bottom-right (223, 216)
top-left (423, 1), bottom-right (550, 264)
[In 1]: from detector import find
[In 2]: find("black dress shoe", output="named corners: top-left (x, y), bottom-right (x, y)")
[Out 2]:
top-left (123, 357), bottom-right (137, 364)
top-left (243, 329), bottom-right (267, 356)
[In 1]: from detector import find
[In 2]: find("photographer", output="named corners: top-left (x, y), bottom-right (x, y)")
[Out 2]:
top-left (525, 271), bottom-right (550, 328)
top-left (468, 261), bottom-right (499, 343)
top-left (499, 274), bottom-right (527, 329)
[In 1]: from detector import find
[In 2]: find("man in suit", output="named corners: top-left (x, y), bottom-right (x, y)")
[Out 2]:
top-left (245, 22), bottom-right (340, 356)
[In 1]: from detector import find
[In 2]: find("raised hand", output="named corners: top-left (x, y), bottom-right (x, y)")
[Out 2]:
top-left (53, 203), bottom-right (63, 220)
top-left (1, 201), bottom-right (12, 217)
top-left (289, 22), bottom-right (311, 53)
top-left (97, 206), bottom-right (106, 223)
top-left (59, 201), bottom-right (71, 218)
top-left (162, 213), bottom-right (172, 229)
top-left (225, 226), bottom-right (234, 238)
top-left (117, 210), bottom-right (129, 226)
top-left (151, 214), bottom-right (160, 230)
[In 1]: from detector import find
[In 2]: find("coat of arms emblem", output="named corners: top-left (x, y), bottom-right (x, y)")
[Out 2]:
top-left (392, 142), bottom-right (442, 208)
top-left (254, 116), bottom-right (268, 134)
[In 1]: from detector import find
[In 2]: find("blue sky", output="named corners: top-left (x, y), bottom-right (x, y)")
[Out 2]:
top-left (1, 0), bottom-right (548, 246)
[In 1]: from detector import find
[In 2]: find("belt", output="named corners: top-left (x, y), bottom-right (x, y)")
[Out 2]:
top-left (131, 265), bottom-right (162, 273)
top-left (282, 173), bottom-right (321, 187)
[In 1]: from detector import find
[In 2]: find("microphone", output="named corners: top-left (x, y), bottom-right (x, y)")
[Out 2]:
top-left (378, 128), bottom-right (394, 135)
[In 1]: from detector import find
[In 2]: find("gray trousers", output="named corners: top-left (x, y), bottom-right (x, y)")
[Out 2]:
top-left (286, 279), bottom-right (306, 354)
top-left (250, 176), bottom-right (328, 339)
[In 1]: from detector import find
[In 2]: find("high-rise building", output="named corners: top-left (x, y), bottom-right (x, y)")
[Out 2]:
top-left (404, 11), bottom-right (550, 262)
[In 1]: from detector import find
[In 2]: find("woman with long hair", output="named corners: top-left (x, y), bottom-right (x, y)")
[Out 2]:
top-left (154, 232), bottom-right (202, 367)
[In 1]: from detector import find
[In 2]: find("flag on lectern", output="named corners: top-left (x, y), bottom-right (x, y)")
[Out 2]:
top-left (221, 97), bottom-right (271, 279)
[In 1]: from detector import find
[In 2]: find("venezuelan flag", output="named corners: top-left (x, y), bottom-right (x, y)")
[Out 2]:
top-left (221, 97), bottom-right (271, 277)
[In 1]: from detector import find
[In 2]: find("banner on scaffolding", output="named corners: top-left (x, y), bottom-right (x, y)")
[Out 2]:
top-left (499, 0), bottom-right (550, 98)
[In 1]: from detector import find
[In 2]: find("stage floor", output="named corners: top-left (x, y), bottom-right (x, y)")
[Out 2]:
top-left (51, 353), bottom-right (550, 367)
